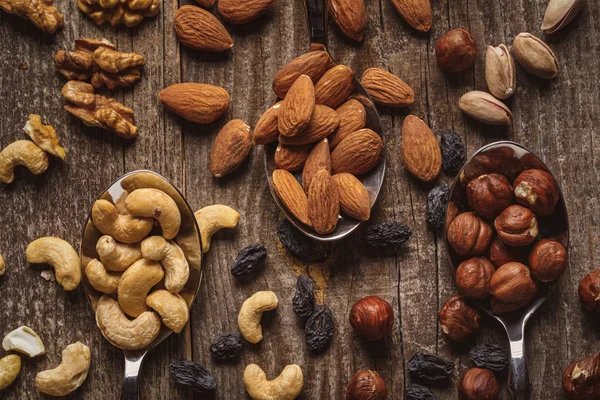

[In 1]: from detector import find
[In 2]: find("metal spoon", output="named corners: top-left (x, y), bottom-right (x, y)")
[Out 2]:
top-left (264, 0), bottom-right (385, 242)
top-left (445, 141), bottom-right (569, 400)
top-left (80, 170), bottom-right (202, 400)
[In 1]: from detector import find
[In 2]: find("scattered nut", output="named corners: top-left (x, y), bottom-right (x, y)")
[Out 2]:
top-left (512, 33), bottom-right (559, 79)
top-left (439, 295), bottom-right (480, 342)
top-left (95, 295), bottom-right (161, 350)
top-left (435, 28), bottom-right (477, 72)
top-left (578, 270), bottom-right (600, 312)
top-left (0, 140), bottom-right (48, 184)
top-left (562, 352), bottom-right (600, 399)
top-left (210, 119), bottom-right (253, 178)
top-left (447, 212), bottom-right (493, 256)
top-left (96, 235), bottom-right (142, 271)
top-left (455, 257), bottom-right (495, 300)
top-left (0, 253), bottom-right (4, 276)
top-left (141, 236), bottom-right (189, 293)
top-left (2, 326), bottom-right (45, 358)
top-left (194, 205), bottom-right (240, 253)
top-left (26, 236), bottom-right (81, 291)
top-left (0, 354), bottom-right (21, 390)
top-left (35, 342), bottom-right (91, 397)
top-left (466, 173), bottom-right (513, 219)
top-left (458, 91), bottom-right (513, 125)
top-left (146, 290), bottom-right (189, 333)
top-left (78, 0), bottom-right (159, 27)
top-left (349, 296), bottom-right (394, 341)
top-left (118, 258), bottom-right (164, 317)
top-left (529, 239), bottom-right (567, 282)
top-left (85, 258), bottom-right (120, 294)
top-left (490, 262), bottom-right (537, 303)
top-left (458, 368), bottom-right (499, 400)
top-left (485, 44), bottom-right (516, 99)
top-left (92, 199), bottom-right (153, 244)
top-left (0, 0), bottom-right (63, 33)
top-left (494, 205), bottom-right (538, 247)
top-left (513, 169), bottom-right (559, 216)
top-left (542, 0), bottom-right (585, 34)
top-left (238, 291), bottom-right (278, 344)
top-left (126, 188), bottom-right (182, 239)
top-left (346, 369), bottom-right (386, 400)
top-left (243, 364), bottom-right (304, 400)
top-left (23, 114), bottom-right (66, 159)
top-left (174, 5), bottom-right (233, 52)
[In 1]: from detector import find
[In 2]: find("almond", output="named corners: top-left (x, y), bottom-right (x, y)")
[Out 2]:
top-left (315, 65), bottom-right (356, 109)
top-left (272, 169), bottom-right (312, 226)
top-left (327, 0), bottom-right (367, 42)
top-left (274, 144), bottom-right (311, 171)
top-left (253, 102), bottom-right (281, 145)
top-left (308, 169), bottom-right (339, 234)
top-left (331, 128), bottom-right (382, 175)
top-left (159, 83), bottom-right (230, 124)
top-left (278, 75), bottom-right (315, 137)
top-left (389, 0), bottom-right (432, 32)
top-left (401, 115), bottom-right (441, 182)
top-left (194, 0), bottom-right (215, 8)
top-left (329, 99), bottom-right (366, 149)
top-left (332, 172), bottom-right (370, 221)
top-left (218, 0), bottom-right (278, 24)
top-left (302, 138), bottom-right (331, 192)
top-left (174, 6), bottom-right (233, 52)
top-left (361, 68), bottom-right (414, 108)
top-left (273, 51), bottom-right (335, 98)
top-left (210, 119), bottom-right (253, 177)
top-left (278, 105), bottom-right (339, 145)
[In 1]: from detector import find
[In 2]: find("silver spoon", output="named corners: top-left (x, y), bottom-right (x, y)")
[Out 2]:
top-left (264, 0), bottom-right (385, 242)
top-left (80, 170), bottom-right (202, 400)
top-left (445, 141), bottom-right (569, 400)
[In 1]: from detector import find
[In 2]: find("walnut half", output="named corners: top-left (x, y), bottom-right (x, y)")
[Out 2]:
top-left (0, 0), bottom-right (64, 33)
top-left (77, 0), bottom-right (159, 27)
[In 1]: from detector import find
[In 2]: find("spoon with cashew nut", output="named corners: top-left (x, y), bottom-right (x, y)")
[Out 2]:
top-left (80, 170), bottom-right (202, 400)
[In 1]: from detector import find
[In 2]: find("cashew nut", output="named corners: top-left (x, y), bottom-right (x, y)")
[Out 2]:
top-left (146, 290), bottom-right (189, 333)
top-left (0, 140), bottom-right (48, 184)
top-left (118, 258), bottom-right (164, 317)
top-left (96, 235), bottom-right (142, 271)
top-left (238, 291), bottom-right (278, 344)
top-left (126, 188), bottom-right (181, 240)
top-left (0, 354), bottom-right (21, 391)
top-left (121, 171), bottom-right (188, 212)
top-left (92, 199), bottom-right (153, 244)
top-left (141, 236), bottom-right (189, 293)
top-left (35, 342), bottom-right (91, 396)
top-left (0, 253), bottom-right (5, 276)
top-left (23, 114), bottom-right (67, 160)
top-left (2, 326), bottom-right (45, 357)
top-left (194, 205), bottom-right (240, 253)
top-left (243, 364), bottom-right (304, 400)
top-left (26, 237), bottom-right (81, 291)
top-left (85, 259), bottom-right (120, 294)
top-left (95, 295), bottom-right (161, 350)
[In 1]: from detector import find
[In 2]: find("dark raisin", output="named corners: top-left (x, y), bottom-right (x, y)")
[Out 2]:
top-left (426, 184), bottom-right (450, 228)
top-left (407, 352), bottom-right (454, 385)
top-left (169, 360), bottom-right (216, 392)
top-left (440, 130), bottom-right (466, 176)
top-left (406, 384), bottom-right (438, 400)
top-left (305, 305), bottom-right (334, 352)
top-left (470, 343), bottom-right (509, 372)
top-left (293, 275), bottom-right (316, 317)
top-left (210, 333), bottom-right (243, 361)
top-left (277, 220), bottom-right (330, 262)
top-left (365, 222), bottom-right (412, 254)
top-left (231, 244), bottom-right (267, 277)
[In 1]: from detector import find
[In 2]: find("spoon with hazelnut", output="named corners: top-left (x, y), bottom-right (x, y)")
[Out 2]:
top-left (445, 141), bottom-right (569, 400)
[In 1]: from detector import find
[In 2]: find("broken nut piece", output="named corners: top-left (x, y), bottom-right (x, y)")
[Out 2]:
top-left (78, 0), bottom-right (159, 27)
top-left (23, 114), bottom-right (66, 159)
top-left (0, 0), bottom-right (63, 33)
top-left (2, 326), bottom-right (46, 358)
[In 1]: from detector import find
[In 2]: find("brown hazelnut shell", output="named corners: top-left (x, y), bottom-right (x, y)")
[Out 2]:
top-left (488, 236), bottom-right (528, 268)
top-left (349, 296), bottom-right (394, 341)
top-left (562, 352), bottom-right (600, 400)
top-left (578, 270), bottom-right (600, 313)
top-left (448, 212), bottom-right (493, 256)
top-left (456, 257), bottom-right (495, 299)
top-left (439, 295), bottom-right (480, 342)
top-left (494, 205), bottom-right (538, 247)
top-left (346, 369), bottom-right (386, 400)
top-left (489, 262), bottom-right (537, 303)
top-left (529, 239), bottom-right (567, 282)
top-left (466, 173), bottom-right (513, 219)
top-left (435, 28), bottom-right (477, 72)
top-left (514, 169), bottom-right (559, 217)
top-left (458, 368), bottom-right (500, 400)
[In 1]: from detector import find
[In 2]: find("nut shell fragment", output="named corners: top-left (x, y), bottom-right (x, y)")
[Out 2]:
top-left (23, 114), bottom-right (66, 159)
top-left (2, 326), bottom-right (46, 358)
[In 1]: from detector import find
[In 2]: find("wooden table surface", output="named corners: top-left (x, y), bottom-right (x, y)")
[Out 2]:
top-left (1, 0), bottom-right (598, 398)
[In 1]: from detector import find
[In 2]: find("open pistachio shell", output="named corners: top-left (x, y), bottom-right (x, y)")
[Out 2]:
top-left (485, 44), bottom-right (516, 99)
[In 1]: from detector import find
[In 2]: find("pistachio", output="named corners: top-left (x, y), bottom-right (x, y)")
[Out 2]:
top-left (485, 45), bottom-right (516, 100)
top-left (542, 0), bottom-right (585, 34)
top-left (512, 33), bottom-right (559, 79)
top-left (458, 91), bottom-right (512, 126)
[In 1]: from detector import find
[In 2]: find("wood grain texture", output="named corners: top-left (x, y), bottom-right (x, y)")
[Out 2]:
top-left (0, 0), bottom-right (598, 399)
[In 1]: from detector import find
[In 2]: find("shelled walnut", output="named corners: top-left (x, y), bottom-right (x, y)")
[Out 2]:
top-left (0, 0), bottom-right (63, 33)
top-left (77, 0), bottom-right (159, 27)
top-left (61, 81), bottom-right (137, 139)
top-left (55, 39), bottom-right (145, 89)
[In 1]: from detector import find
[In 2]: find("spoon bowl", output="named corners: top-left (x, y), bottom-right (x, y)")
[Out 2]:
top-left (80, 170), bottom-right (202, 400)
top-left (445, 141), bottom-right (569, 400)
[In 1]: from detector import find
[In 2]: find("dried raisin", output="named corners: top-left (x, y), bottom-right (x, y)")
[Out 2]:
top-left (210, 333), bottom-right (243, 361)
top-left (426, 184), bottom-right (450, 228)
top-left (406, 384), bottom-right (438, 400)
top-left (440, 130), bottom-right (466, 175)
top-left (277, 220), bottom-right (329, 262)
top-left (305, 305), bottom-right (334, 352)
top-left (231, 244), bottom-right (267, 277)
top-left (365, 222), bottom-right (412, 254)
top-left (293, 275), bottom-right (316, 317)
top-left (169, 360), bottom-right (216, 392)
top-left (408, 352), bottom-right (454, 384)
top-left (470, 344), bottom-right (509, 372)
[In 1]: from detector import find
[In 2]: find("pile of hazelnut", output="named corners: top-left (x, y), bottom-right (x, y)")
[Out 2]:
top-left (441, 167), bottom-right (567, 340)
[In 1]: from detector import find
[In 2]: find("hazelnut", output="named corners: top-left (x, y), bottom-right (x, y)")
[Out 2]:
top-left (529, 239), bottom-right (567, 282)
top-left (447, 212), bottom-right (493, 256)
top-left (514, 169), bottom-right (559, 216)
top-left (494, 205), bottom-right (538, 247)
top-left (459, 146), bottom-right (518, 186)
top-left (562, 352), bottom-right (600, 400)
top-left (349, 296), bottom-right (394, 341)
top-left (466, 173), bottom-right (513, 219)
top-left (488, 236), bottom-right (527, 268)
top-left (458, 368), bottom-right (500, 400)
top-left (438, 295), bottom-right (480, 342)
top-left (489, 262), bottom-right (537, 303)
top-left (435, 28), bottom-right (477, 72)
top-left (346, 370), bottom-right (386, 400)
top-left (490, 296), bottom-right (533, 315)
top-left (445, 200), bottom-right (460, 232)
top-left (455, 257), bottom-right (495, 299)
top-left (578, 270), bottom-right (600, 312)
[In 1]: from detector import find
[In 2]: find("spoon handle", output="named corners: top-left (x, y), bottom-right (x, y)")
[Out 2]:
top-left (303, 0), bottom-right (327, 50)
top-left (120, 351), bottom-right (147, 400)
top-left (506, 328), bottom-right (531, 400)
